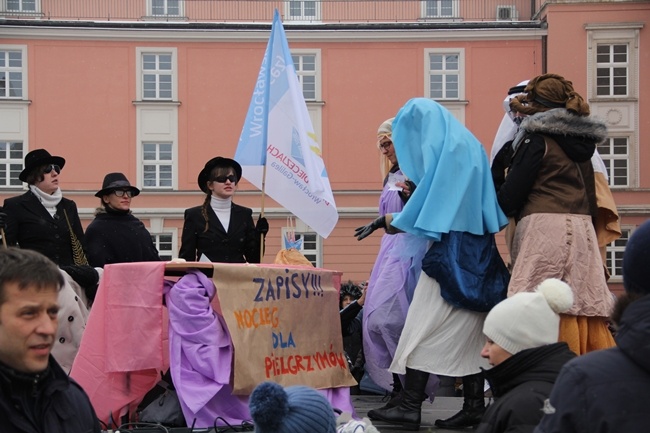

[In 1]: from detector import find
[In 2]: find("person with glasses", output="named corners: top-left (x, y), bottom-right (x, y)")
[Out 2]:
top-left (355, 118), bottom-right (430, 408)
top-left (2, 149), bottom-right (101, 373)
top-left (85, 172), bottom-right (160, 268)
top-left (179, 156), bottom-right (268, 263)
top-left (2, 149), bottom-right (99, 296)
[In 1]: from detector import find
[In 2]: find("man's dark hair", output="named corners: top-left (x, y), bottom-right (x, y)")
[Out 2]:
top-left (0, 248), bottom-right (63, 305)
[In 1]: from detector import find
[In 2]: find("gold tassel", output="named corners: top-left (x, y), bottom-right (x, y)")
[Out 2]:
top-left (63, 209), bottom-right (89, 266)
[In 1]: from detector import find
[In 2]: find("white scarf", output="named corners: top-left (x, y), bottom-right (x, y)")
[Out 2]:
top-left (30, 185), bottom-right (62, 218)
top-left (210, 195), bottom-right (232, 232)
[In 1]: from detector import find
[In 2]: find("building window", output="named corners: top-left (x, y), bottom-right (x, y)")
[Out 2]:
top-left (285, 1), bottom-right (320, 21)
top-left (0, 141), bottom-right (23, 187)
top-left (141, 52), bottom-right (173, 100)
top-left (606, 228), bottom-right (631, 280)
top-left (421, 0), bottom-right (457, 18)
top-left (291, 52), bottom-right (319, 101)
top-left (142, 142), bottom-right (173, 188)
top-left (596, 43), bottom-right (628, 97)
top-left (0, 49), bottom-right (24, 99)
top-left (5, 0), bottom-right (37, 12)
top-left (151, 233), bottom-right (175, 261)
top-left (148, 0), bottom-right (182, 17)
top-left (426, 49), bottom-right (464, 100)
top-left (597, 136), bottom-right (629, 188)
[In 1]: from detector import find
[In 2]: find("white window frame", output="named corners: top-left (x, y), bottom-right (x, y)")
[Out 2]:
top-left (606, 227), bottom-right (632, 281)
top-left (597, 136), bottom-right (630, 188)
top-left (285, 1), bottom-right (321, 22)
top-left (0, 141), bottom-right (24, 188)
top-left (421, 0), bottom-right (458, 19)
top-left (424, 48), bottom-right (465, 101)
top-left (151, 231), bottom-right (177, 261)
top-left (136, 47), bottom-right (177, 101)
top-left (147, 0), bottom-right (183, 17)
top-left (595, 43), bottom-right (629, 98)
top-left (0, 45), bottom-right (27, 100)
top-left (141, 141), bottom-right (174, 189)
top-left (4, 0), bottom-right (39, 13)
top-left (587, 24), bottom-right (640, 101)
top-left (291, 50), bottom-right (321, 102)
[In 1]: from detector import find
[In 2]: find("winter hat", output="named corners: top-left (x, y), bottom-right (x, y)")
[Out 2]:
top-left (623, 219), bottom-right (650, 294)
top-left (95, 172), bottom-right (140, 197)
top-left (483, 279), bottom-right (574, 355)
top-left (249, 381), bottom-right (336, 433)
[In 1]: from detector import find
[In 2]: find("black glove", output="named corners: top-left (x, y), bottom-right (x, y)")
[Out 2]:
top-left (60, 265), bottom-right (100, 302)
top-left (255, 216), bottom-right (269, 235)
top-left (354, 216), bottom-right (386, 241)
top-left (0, 208), bottom-right (6, 231)
top-left (398, 180), bottom-right (417, 203)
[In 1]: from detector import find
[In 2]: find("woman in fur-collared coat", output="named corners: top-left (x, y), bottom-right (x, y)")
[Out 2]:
top-left (491, 73), bottom-right (615, 354)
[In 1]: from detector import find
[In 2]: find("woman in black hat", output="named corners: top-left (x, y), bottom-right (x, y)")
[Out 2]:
top-left (2, 149), bottom-right (99, 297)
top-left (85, 172), bottom-right (160, 267)
top-left (179, 157), bottom-right (268, 263)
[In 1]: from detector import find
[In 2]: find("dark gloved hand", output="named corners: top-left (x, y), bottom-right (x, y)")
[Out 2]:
top-left (60, 265), bottom-right (100, 302)
top-left (354, 216), bottom-right (386, 241)
top-left (399, 180), bottom-right (417, 203)
top-left (255, 216), bottom-right (269, 235)
top-left (0, 207), bottom-right (6, 231)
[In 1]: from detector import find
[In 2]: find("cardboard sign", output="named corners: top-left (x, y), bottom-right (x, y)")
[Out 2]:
top-left (212, 263), bottom-right (356, 395)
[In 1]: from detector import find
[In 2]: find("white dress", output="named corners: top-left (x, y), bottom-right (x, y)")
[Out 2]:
top-left (390, 271), bottom-right (490, 377)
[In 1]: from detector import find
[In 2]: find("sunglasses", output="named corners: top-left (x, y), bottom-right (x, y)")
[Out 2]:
top-left (113, 190), bottom-right (134, 198)
top-left (212, 174), bottom-right (238, 183)
top-left (43, 164), bottom-right (61, 175)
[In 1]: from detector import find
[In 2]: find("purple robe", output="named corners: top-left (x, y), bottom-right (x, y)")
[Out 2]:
top-left (362, 172), bottom-right (428, 391)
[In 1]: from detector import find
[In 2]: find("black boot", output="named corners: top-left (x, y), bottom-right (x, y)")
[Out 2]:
top-left (373, 373), bottom-right (404, 411)
top-left (434, 372), bottom-right (485, 430)
top-left (367, 368), bottom-right (428, 431)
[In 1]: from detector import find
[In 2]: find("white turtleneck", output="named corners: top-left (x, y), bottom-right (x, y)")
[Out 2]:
top-left (29, 185), bottom-right (62, 218)
top-left (210, 195), bottom-right (232, 232)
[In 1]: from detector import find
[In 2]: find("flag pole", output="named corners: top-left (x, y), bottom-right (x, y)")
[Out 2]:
top-left (259, 163), bottom-right (266, 261)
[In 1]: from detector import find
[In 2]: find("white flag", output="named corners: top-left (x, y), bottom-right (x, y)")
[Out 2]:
top-left (235, 10), bottom-right (338, 238)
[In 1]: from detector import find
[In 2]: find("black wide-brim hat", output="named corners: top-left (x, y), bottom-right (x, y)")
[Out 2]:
top-left (95, 172), bottom-right (141, 197)
top-left (19, 149), bottom-right (66, 182)
top-left (197, 157), bottom-right (242, 194)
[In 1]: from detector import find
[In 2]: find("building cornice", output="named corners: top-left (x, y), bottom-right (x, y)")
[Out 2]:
top-left (0, 21), bottom-right (546, 43)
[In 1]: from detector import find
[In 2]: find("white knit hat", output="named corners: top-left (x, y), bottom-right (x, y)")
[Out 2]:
top-left (483, 279), bottom-right (574, 355)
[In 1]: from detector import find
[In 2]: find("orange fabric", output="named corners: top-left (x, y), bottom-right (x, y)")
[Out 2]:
top-left (559, 314), bottom-right (616, 355)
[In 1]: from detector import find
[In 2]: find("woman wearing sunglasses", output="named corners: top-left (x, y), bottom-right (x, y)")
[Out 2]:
top-left (85, 172), bottom-right (160, 267)
top-left (2, 149), bottom-right (97, 285)
top-left (179, 156), bottom-right (268, 263)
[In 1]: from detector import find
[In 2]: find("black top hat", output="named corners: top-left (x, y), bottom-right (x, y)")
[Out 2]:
top-left (19, 149), bottom-right (66, 182)
top-left (197, 157), bottom-right (242, 194)
top-left (95, 172), bottom-right (141, 197)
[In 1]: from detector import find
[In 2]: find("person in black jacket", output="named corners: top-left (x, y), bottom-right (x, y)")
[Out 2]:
top-left (2, 149), bottom-right (99, 299)
top-left (534, 219), bottom-right (650, 433)
top-left (0, 248), bottom-right (101, 433)
top-left (476, 278), bottom-right (576, 433)
top-left (179, 157), bottom-right (268, 263)
top-left (86, 172), bottom-right (160, 267)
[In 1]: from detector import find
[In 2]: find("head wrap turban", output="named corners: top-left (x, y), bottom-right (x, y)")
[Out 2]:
top-left (510, 73), bottom-right (590, 117)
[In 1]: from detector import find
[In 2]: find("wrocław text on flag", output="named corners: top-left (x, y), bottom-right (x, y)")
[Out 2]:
top-left (235, 10), bottom-right (338, 238)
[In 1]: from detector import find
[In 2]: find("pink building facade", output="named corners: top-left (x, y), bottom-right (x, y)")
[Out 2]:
top-left (0, 0), bottom-right (648, 295)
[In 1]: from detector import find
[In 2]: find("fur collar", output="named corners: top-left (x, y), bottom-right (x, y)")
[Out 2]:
top-left (520, 108), bottom-right (608, 143)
